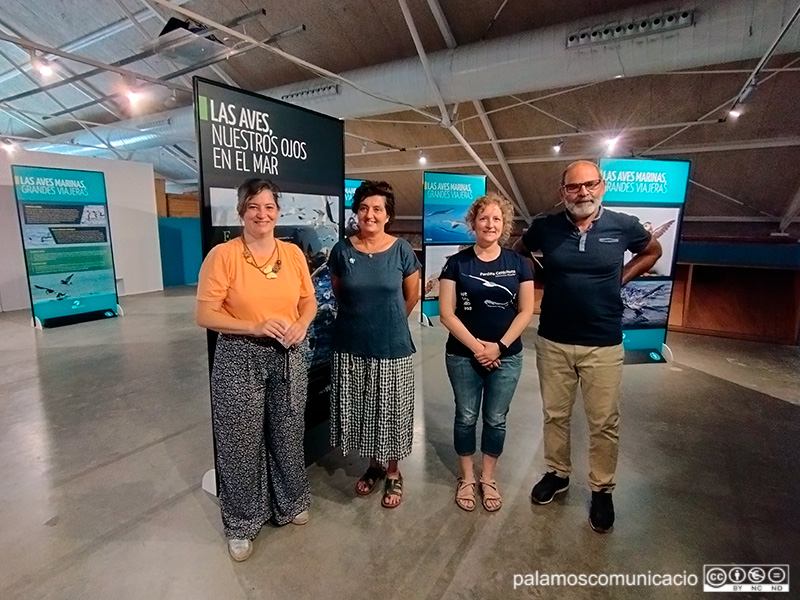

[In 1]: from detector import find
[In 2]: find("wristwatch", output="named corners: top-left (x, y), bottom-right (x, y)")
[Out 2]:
top-left (497, 340), bottom-right (508, 353)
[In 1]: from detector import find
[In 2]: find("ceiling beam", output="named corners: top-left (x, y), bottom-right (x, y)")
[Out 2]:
top-left (147, 0), bottom-right (439, 122)
top-left (422, 0), bottom-right (531, 222)
top-left (0, 0), bottom-right (193, 86)
top-left (689, 179), bottom-right (775, 219)
top-left (0, 31), bottom-right (190, 93)
top-left (779, 185), bottom-right (800, 232)
top-left (347, 118), bottom-right (724, 157)
top-left (347, 136), bottom-right (800, 174)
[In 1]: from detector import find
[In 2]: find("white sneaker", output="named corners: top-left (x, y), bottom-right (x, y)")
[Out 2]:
top-left (227, 538), bottom-right (252, 561)
top-left (291, 509), bottom-right (309, 525)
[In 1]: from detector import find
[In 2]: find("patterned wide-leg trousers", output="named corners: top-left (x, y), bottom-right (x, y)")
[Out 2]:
top-left (211, 334), bottom-right (310, 539)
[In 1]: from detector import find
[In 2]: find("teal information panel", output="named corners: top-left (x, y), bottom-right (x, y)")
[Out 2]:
top-left (421, 172), bottom-right (486, 320)
top-left (12, 165), bottom-right (118, 327)
top-left (343, 178), bottom-right (361, 236)
top-left (423, 172), bottom-right (486, 243)
top-left (599, 158), bottom-right (689, 363)
top-left (600, 158), bottom-right (690, 205)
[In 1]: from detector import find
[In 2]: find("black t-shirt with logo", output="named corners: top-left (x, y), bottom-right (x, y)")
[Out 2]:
top-left (521, 208), bottom-right (651, 346)
top-left (439, 247), bottom-right (534, 357)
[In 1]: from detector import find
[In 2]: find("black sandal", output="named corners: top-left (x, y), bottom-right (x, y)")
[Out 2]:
top-left (381, 473), bottom-right (403, 508)
top-left (355, 465), bottom-right (386, 496)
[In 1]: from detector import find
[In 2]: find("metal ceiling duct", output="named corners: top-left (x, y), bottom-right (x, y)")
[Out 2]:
top-left (22, 0), bottom-right (800, 161)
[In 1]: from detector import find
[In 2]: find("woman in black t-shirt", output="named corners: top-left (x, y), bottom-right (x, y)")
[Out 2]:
top-left (439, 193), bottom-right (534, 512)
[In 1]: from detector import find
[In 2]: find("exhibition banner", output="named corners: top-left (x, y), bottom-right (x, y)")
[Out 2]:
top-left (599, 157), bottom-right (690, 363)
top-left (423, 172), bottom-right (486, 243)
top-left (421, 171), bottom-right (486, 320)
top-left (601, 158), bottom-right (690, 204)
top-left (12, 165), bottom-right (118, 327)
top-left (194, 77), bottom-right (344, 429)
top-left (343, 177), bottom-right (361, 236)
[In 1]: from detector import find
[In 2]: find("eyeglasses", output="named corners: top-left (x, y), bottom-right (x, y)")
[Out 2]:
top-left (562, 179), bottom-right (603, 194)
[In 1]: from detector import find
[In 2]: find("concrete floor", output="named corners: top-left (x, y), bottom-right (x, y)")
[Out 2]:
top-left (1, 288), bottom-right (798, 600)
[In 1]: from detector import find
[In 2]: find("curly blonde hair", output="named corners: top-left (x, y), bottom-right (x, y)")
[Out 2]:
top-left (465, 192), bottom-right (515, 245)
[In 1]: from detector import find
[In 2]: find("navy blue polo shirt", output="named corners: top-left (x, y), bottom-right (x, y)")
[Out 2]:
top-left (522, 207), bottom-right (650, 346)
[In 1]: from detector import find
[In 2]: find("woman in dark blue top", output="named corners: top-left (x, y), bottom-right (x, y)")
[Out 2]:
top-left (439, 193), bottom-right (534, 512)
top-left (328, 181), bottom-right (421, 508)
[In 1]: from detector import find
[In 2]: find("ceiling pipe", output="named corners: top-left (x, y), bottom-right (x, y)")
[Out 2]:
top-left (20, 0), bottom-right (800, 161)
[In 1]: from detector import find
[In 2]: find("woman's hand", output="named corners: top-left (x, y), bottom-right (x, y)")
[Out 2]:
top-left (474, 339), bottom-right (501, 369)
top-left (281, 320), bottom-right (309, 347)
top-left (252, 318), bottom-right (289, 339)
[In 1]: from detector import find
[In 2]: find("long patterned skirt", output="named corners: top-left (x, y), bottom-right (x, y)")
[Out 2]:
top-left (329, 351), bottom-right (415, 463)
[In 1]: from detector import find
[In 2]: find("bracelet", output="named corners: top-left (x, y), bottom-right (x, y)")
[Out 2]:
top-left (497, 340), bottom-right (508, 353)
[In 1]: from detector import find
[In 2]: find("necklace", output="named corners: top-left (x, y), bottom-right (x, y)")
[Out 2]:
top-left (357, 232), bottom-right (387, 258)
top-left (241, 237), bottom-right (281, 279)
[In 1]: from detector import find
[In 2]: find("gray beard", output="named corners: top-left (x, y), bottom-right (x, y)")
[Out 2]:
top-left (566, 198), bottom-right (600, 219)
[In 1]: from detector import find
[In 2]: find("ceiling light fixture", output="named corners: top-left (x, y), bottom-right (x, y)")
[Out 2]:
top-left (606, 137), bottom-right (618, 152)
top-left (29, 50), bottom-right (54, 77)
top-left (553, 140), bottom-right (563, 153)
top-left (2, 139), bottom-right (15, 153)
top-left (728, 105), bottom-right (742, 119)
top-left (418, 153), bottom-right (427, 165)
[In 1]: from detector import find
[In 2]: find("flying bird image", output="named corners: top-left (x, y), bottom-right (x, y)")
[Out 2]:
top-left (642, 219), bottom-right (675, 239)
top-left (442, 220), bottom-right (466, 229)
top-left (60, 274), bottom-right (74, 285)
top-left (34, 285), bottom-right (56, 294)
top-left (621, 283), bottom-right (666, 317)
top-left (426, 208), bottom-right (453, 217)
top-left (56, 292), bottom-right (69, 300)
top-left (325, 198), bottom-right (336, 223)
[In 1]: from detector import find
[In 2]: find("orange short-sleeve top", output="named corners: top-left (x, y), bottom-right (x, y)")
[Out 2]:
top-left (196, 237), bottom-right (314, 324)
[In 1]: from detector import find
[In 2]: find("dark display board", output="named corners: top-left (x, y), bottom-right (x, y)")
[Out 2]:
top-left (194, 77), bottom-right (344, 428)
top-left (599, 157), bottom-right (690, 364)
top-left (12, 165), bottom-right (119, 328)
top-left (420, 172), bottom-right (486, 321)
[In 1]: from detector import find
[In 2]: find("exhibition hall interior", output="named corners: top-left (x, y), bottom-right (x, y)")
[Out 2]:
top-left (1, 0), bottom-right (799, 598)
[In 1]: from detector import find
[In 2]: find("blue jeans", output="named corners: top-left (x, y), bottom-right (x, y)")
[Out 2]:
top-left (445, 352), bottom-right (523, 457)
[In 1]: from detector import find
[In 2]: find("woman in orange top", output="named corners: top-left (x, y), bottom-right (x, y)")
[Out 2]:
top-left (196, 178), bottom-right (317, 562)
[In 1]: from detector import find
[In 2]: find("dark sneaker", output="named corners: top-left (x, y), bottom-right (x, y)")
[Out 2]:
top-left (531, 471), bottom-right (570, 504)
top-left (589, 491), bottom-right (615, 533)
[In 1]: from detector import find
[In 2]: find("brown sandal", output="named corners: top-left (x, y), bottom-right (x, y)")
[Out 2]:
top-left (381, 473), bottom-right (403, 508)
top-left (355, 465), bottom-right (386, 496)
top-left (455, 478), bottom-right (476, 512)
top-left (480, 479), bottom-right (502, 512)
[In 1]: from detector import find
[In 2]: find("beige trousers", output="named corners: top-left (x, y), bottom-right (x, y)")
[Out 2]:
top-left (534, 335), bottom-right (624, 492)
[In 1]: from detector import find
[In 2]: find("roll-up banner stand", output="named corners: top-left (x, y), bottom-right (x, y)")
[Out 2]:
top-left (12, 166), bottom-right (120, 328)
top-left (598, 157), bottom-right (690, 364)
top-left (420, 172), bottom-right (487, 323)
top-left (193, 77), bottom-right (344, 483)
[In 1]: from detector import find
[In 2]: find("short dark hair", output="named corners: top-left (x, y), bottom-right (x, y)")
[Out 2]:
top-left (351, 180), bottom-right (396, 225)
top-left (236, 178), bottom-right (281, 218)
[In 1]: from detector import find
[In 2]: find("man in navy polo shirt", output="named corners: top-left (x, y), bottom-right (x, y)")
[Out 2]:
top-left (516, 160), bottom-right (662, 533)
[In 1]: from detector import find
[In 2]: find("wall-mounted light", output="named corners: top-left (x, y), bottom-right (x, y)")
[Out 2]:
top-left (606, 137), bottom-right (619, 153)
top-left (418, 152), bottom-right (427, 165)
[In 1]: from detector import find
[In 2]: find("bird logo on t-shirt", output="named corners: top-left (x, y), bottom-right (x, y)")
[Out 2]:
top-left (467, 275), bottom-right (515, 308)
